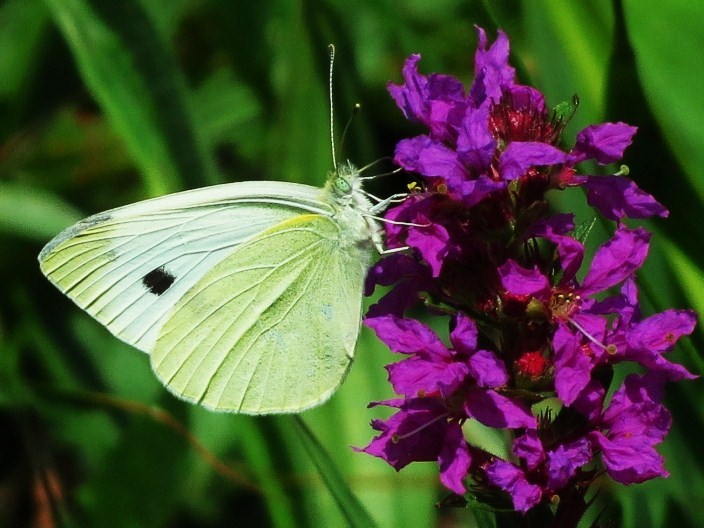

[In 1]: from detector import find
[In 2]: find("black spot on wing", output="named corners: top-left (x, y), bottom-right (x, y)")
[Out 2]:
top-left (142, 266), bottom-right (175, 295)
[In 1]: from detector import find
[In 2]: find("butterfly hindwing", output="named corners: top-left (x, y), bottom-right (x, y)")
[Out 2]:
top-left (151, 213), bottom-right (367, 414)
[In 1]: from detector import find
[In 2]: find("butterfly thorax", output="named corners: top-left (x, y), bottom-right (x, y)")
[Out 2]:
top-left (323, 161), bottom-right (381, 258)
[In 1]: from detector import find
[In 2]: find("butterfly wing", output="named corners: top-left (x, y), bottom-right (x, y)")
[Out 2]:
top-left (151, 213), bottom-right (367, 414)
top-left (38, 181), bottom-right (333, 353)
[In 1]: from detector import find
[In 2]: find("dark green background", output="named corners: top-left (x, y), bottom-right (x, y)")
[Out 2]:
top-left (1, 1), bottom-right (702, 526)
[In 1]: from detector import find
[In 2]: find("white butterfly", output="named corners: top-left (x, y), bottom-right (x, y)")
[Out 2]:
top-left (38, 160), bottom-right (396, 414)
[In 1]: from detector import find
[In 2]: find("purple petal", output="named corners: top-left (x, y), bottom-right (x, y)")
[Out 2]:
top-left (626, 353), bottom-right (697, 382)
top-left (529, 215), bottom-right (584, 280)
top-left (382, 198), bottom-right (417, 248)
top-left (456, 176), bottom-right (507, 206)
top-left (438, 422), bottom-right (472, 494)
top-left (364, 315), bottom-right (449, 356)
top-left (513, 430), bottom-right (545, 471)
top-left (582, 175), bottom-right (669, 221)
top-left (388, 52), bottom-right (468, 142)
top-left (427, 96), bottom-right (466, 142)
top-left (546, 438), bottom-right (592, 490)
top-left (388, 55), bottom-right (428, 123)
top-left (472, 27), bottom-right (516, 105)
top-left (387, 356), bottom-right (469, 397)
top-left (570, 379), bottom-right (606, 421)
top-left (456, 104), bottom-right (496, 173)
top-left (358, 398), bottom-right (449, 470)
top-left (382, 196), bottom-right (452, 279)
top-left (588, 276), bottom-right (641, 326)
top-left (365, 280), bottom-right (422, 319)
top-left (465, 389), bottom-right (536, 428)
top-left (467, 350), bottom-right (509, 388)
top-left (449, 312), bottom-right (478, 354)
top-left (590, 431), bottom-right (669, 484)
top-left (499, 260), bottom-right (551, 297)
top-left (365, 254), bottom-right (431, 318)
top-left (581, 226), bottom-right (650, 295)
top-left (486, 460), bottom-right (543, 513)
top-left (553, 325), bottom-right (594, 406)
top-left (365, 260), bottom-right (431, 318)
top-left (570, 122), bottom-right (637, 164)
top-left (365, 253), bottom-right (423, 292)
top-left (507, 85), bottom-right (546, 112)
top-left (394, 135), bottom-right (468, 182)
top-left (628, 309), bottom-right (697, 353)
top-left (382, 194), bottom-right (433, 246)
top-left (621, 276), bottom-right (640, 307)
top-left (592, 373), bottom-right (673, 483)
top-left (406, 222), bottom-right (451, 278)
top-left (499, 142), bottom-right (569, 181)
top-left (573, 312), bottom-right (608, 342)
top-left (605, 372), bottom-right (667, 413)
top-left (388, 53), bottom-right (469, 144)
top-left (425, 71), bottom-right (466, 102)
top-left (607, 398), bottom-right (671, 445)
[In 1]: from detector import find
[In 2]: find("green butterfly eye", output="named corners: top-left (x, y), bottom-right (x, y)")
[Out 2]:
top-left (335, 175), bottom-right (352, 194)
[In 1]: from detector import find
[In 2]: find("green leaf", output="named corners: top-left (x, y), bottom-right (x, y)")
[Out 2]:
top-left (292, 416), bottom-right (378, 528)
top-left (472, 507), bottom-right (498, 528)
top-left (521, 0), bottom-right (614, 133)
top-left (42, 0), bottom-right (216, 195)
top-left (191, 68), bottom-right (263, 152)
top-left (0, 182), bottom-right (82, 240)
top-left (0, 0), bottom-right (48, 100)
top-left (623, 0), bottom-right (704, 203)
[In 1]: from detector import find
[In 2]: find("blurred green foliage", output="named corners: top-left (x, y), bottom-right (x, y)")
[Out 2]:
top-left (1, 0), bottom-right (703, 526)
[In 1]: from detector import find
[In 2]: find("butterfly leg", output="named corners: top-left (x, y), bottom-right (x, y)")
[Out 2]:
top-left (369, 193), bottom-right (408, 214)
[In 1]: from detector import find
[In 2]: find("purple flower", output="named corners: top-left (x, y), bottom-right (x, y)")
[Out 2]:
top-left (357, 397), bottom-right (452, 468)
top-left (486, 431), bottom-right (593, 512)
top-left (388, 54), bottom-right (467, 143)
top-left (356, 398), bottom-right (472, 494)
top-left (590, 373), bottom-right (672, 483)
top-left (504, 222), bottom-right (695, 422)
top-left (360, 313), bottom-right (535, 494)
top-left (482, 425), bottom-right (598, 515)
top-left (386, 26), bottom-right (665, 235)
top-left (365, 313), bottom-right (534, 429)
top-left (365, 315), bottom-right (472, 397)
top-left (361, 25), bottom-right (697, 519)
top-left (624, 309), bottom-right (698, 381)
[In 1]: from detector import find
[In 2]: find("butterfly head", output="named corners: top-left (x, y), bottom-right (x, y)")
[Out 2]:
top-left (326, 160), bottom-right (364, 206)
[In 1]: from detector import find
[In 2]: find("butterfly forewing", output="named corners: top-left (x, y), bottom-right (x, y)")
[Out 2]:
top-left (151, 213), bottom-right (367, 414)
top-left (38, 182), bottom-right (333, 353)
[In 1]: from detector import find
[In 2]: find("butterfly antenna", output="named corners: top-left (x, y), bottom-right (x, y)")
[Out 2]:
top-left (328, 44), bottom-right (337, 171)
top-left (358, 158), bottom-right (401, 178)
top-left (338, 103), bottom-right (361, 161)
